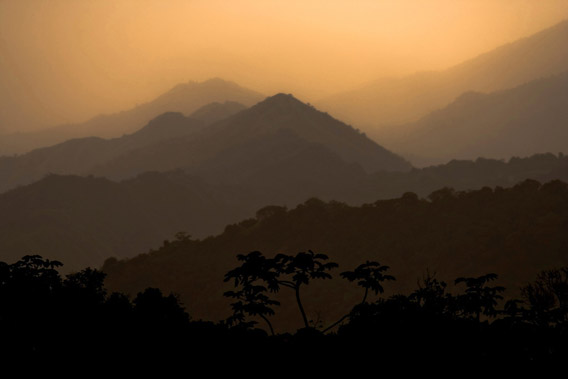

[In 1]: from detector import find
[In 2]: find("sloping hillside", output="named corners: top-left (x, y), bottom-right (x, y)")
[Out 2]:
top-left (91, 93), bottom-right (411, 180)
top-left (0, 79), bottom-right (263, 155)
top-left (318, 19), bottom-right (568, 129)
top-left (382, 72), bottom-right (568, 165)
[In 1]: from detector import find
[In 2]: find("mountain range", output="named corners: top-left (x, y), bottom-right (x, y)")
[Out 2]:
top-left (1, 152), bottom-right (566, 272)
top-left (0, 94), bottom-right (411, 193)
top-left (317, 19), bottom-right (568, 130)
top-left (1, 19), bottom-right (568, 280)
top-left (378, 71), bottom-right (568, 165)
top-left (0, 79), bottom-right (264, 156)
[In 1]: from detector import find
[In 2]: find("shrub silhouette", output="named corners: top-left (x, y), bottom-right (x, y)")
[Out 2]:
top-left (455, 273), bottom-right (505, 322)
top-left (521, 267), bottom-right (568, 326)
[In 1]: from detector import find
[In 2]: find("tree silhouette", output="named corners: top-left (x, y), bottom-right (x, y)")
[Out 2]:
top-left (521, 266), bottom-right (568, 326)
top-left (133, 287), bottom-right (189, 327)
top-left (271, 250), bottom-right (338, 329)
top-left (455, 273), bottom-right (505, 323)
top-left (224, 284), bottom-right (279, 335)
top-left (409, 271), bottom-right (456, 318)
top-left (63, 267), bottom-right (107, 305)
top-left (322, 260), bottom-right (395, 332)
top-left (223, 251), bottom-right (280, 334)
top-left (224, 250), bottom-right (338, 331)
top-left (341, 261), bottom-right (395, 304)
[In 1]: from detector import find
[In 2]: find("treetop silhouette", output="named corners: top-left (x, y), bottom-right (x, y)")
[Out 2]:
top-left (224, 250), bottom-right (338, 330)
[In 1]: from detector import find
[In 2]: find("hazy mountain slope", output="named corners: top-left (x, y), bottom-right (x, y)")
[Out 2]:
top-left (365, 153), bottom-right (568, 201)
top-left (318, 19), bottom-right (568, 129)
top-left (382, 72), bottom-right (568, 166)
top-left (0, 173), bottom-right (243, 271)
top-left (202, 94), bottom-right (412, 174)
top-left (91, 93), bottom-right (411, 180)
top-left (187, 101), bottom-right (247, 124)
top-left (188, 128), bottom-right (370, 205)
top-left (0, 94), bottom-right (408, 193)
top-left (102, 180), bottom-right (568, 331)
top-left (0, 113), bottom-right (205, 193)
top-left (0, 79), bottom-right (263, 156)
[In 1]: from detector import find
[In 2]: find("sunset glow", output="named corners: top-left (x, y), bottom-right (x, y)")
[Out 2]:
top-left (2, 0), bottom-right (568, 131)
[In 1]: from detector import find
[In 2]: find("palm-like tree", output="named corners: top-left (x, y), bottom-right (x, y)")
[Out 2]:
top-left (271, 250), bottom-right (338, 329)
top-left (341, 261), bottom-right (395, 304)
top-left (224, 250), bottom-right (338, 331)
top-left (323, 261), bottom-right (395, 333)
top-left (223, 251), bottom-right (280, 334)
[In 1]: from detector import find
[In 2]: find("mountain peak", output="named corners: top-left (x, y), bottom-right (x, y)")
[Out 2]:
top-left (164, 78), bottom-right (252, 97)
top-left (205, 92), bottom-right (412, 173)
top-left (201, 77), bottom-right (234, 85)
top-left (264, 92), bottom-right (301, 103)
top-left (252, 93), bottom-right (314, 113)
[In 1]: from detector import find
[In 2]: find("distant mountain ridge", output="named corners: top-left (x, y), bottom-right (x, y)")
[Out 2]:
top-left (318, 19), bottom-right (568, 130)
top-left (380, 71), bottom-right (568, 165)
top-left (0, 100), bottom-right (253, 193)
top-left (87, 93), bottom-right (412, 182)
top-left (0, 79), bottom-right (264, 156)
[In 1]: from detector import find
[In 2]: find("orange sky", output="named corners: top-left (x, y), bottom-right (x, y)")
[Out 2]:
top-left (1, 0), bottom-right (568, 132)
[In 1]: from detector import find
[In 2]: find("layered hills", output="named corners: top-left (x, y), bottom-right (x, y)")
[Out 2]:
top-left (1, 153), bottom-right (566, 272)
top-left (101, 179), bottom-right (568, 332)
top-left (0, 94), bottom-right (411, 193)
top-left (379, 71), bottom-right (568, 165)
top-left (0, 79), bottom-right (264, 156)
top-left (91, 93), bottom-right (412, 181)
top-left (318, 19), bottom-right (568, 129)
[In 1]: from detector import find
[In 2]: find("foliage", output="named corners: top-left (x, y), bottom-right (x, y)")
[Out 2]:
top-left (521, 267), bottom-right (568, 326)
top-left (341, 261), bottom-right (395, 304)
top-left (223, 252), bottom-right (280, 334)
top-left (3, 254), bottom-right (568, 363)
top-left (224, 250), bottom-right (338, 330)
top-left (454, 273), bottom-right (505, 322)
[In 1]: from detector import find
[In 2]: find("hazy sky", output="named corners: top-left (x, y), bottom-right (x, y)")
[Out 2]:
top-left (1, 0), bottom-right (568, 132)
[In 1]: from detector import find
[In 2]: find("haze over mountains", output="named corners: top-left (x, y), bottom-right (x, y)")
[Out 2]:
top-left (0, 79), bottom-right (263, 156)
top-left (317, 19), bottom-right (568, 131)
top-left (0, 107), bottom-right (202, 193)
top-left (380, 71), bottom-right (568, 166)
top-left (3, 20), bottom-right (568, 166)
top-left (0, 16), bottom-right (567, 287)
top-left (0, 94), bottom-right (410, 193)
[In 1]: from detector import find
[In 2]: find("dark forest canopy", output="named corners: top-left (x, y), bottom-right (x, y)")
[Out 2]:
top-left (3, 252), bottom-right (567, 364)
top-left (102, 179), bottom-right (568, 332)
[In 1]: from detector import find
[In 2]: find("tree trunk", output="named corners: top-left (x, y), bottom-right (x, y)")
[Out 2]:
top-left (295, 286), bottom-right (310, 328)
top-left (260, 314), bottom-right (275, 336)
